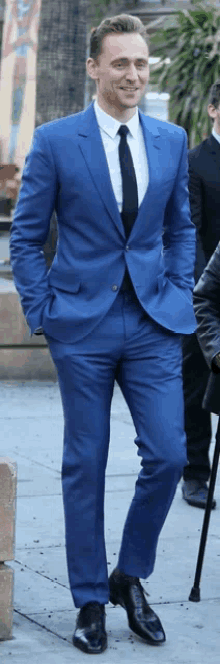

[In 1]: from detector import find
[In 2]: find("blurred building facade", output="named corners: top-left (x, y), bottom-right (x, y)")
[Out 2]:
top-left (0, 0), bottom-right (42, 173)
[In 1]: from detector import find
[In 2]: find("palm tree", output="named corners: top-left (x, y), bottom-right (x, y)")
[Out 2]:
top-left (150, 2), bottom-right (220, 148)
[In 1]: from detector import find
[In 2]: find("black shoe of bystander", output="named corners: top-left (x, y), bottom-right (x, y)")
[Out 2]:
top-left (182, 479), bottom-right (216, 509)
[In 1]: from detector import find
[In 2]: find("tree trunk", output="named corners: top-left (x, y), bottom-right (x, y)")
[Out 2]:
top-left (35, 0), bottom-right (87, 265)
top-left (35, 0), bottom-right (87, 127)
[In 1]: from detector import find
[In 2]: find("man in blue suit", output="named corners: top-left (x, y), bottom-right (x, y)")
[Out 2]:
top-left (10, 14), bottom-right (196, 655)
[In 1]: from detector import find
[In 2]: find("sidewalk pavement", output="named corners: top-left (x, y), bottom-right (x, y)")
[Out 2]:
top-left (0, 379), bottom-right (220, 663)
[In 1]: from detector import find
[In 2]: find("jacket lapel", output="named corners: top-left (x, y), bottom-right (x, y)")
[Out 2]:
top-left (77, 105), bottom-right (165, 242)
top-left (77, 103), bottom-right (125, 238)
top-left (129, 112), bottom-right (162, 240)
top-left (205, 134), bottom-right (220, 169)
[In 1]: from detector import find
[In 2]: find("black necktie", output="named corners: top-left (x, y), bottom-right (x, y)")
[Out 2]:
top-left (118, 125), bottom-right (138, 239)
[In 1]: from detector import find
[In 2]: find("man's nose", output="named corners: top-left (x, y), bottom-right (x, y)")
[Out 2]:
top-left (125, 64), bottom-right (139, 81)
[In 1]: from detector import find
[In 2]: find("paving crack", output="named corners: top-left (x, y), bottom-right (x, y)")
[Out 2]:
top-left (14, 609), bottom-right (71, 642)
top-left (14, 558), bottom-right (69, 589)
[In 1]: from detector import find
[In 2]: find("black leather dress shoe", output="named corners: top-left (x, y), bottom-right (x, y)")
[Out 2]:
top-left (182, 480), bottom-right (216, 509)
top-left (109, 568), bottom-right (165, 645)
top-left (73, 601), bottom-right (107, 654)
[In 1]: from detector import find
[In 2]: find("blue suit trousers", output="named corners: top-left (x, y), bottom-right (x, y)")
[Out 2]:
top-left (46, 290), bottom-right (187, 608)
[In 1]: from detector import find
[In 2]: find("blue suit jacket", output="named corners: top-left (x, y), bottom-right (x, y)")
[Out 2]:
top-left (10, 103), bottom-right (196, 342)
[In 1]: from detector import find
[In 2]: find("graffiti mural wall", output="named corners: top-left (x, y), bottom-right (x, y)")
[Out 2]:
top-left (0, 0), bottom-right (42, 172)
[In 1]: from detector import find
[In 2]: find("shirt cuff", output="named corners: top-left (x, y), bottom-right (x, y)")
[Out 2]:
top-left (33, 327), bottom-right (44, 335)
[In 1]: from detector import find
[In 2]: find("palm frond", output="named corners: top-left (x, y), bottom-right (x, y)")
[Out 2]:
top-left (150, 2), bottom-right (220, 147)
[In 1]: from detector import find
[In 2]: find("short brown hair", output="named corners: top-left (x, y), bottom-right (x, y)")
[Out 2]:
top-left (89, 13), bottom-right (148, 60)
top-left (208, 79), bottom-right (220, 109)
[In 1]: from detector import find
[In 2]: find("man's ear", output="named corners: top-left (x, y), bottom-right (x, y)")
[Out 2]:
top-left (207, 104), bottom-right (217, 120)
top-left (86, 58), bottom-right (98, 81)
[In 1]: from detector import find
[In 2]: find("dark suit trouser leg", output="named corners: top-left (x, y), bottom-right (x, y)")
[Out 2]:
top-left (47, 292), bottom-right (187, 607)
top-left (182, 333), bottom-right (211, 482)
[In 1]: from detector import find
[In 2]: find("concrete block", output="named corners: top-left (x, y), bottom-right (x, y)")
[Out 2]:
top-left (0, 279), bottom-right (57, 378)
top-left (0, 348), bottom-right (57, 380)
top-left (0, 458), bottom-right (17, 562)
top-left (0, 563), bottom-right (13, 640)
top-left (0, 283), bottom-right (47, 346)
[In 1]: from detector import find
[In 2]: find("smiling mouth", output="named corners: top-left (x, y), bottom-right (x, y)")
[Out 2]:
top-left (120, 87), bottom-right (139, 91)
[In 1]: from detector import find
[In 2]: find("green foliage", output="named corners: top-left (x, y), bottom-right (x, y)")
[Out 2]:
top-left (150, 3), bottom-right (220, 147)
top-left (90, 1), bottom-right (119, 22)
top-left (88, 1), bottom-right (139, 28)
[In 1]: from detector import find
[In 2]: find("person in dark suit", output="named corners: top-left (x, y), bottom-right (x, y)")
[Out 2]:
top-left (182, 79), bottom-right (220, 509)
top-left (10, 14), bottom-right (196, 654)
top-left (193, 241), bottom-right (220, 398)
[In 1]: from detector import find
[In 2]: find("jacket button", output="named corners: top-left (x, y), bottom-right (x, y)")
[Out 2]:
top-left (112, 284), bottom-right (118, 291)
top-left (126, 244), bottom-right (130, 251)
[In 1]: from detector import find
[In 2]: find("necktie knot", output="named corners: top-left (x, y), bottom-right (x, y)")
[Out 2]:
top-left (118, 125), bottom-right (129, 138)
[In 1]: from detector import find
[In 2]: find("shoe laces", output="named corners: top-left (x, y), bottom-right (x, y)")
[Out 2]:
top-left (133, 578), bottom-right (150, 600)
top-left (120, 572), bottom-right (149, 597)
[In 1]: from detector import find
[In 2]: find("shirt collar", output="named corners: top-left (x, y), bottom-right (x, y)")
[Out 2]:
top-left (212, 127), bottom-right (220, 145)
top-left (94, 100), bottom-right (139, 140)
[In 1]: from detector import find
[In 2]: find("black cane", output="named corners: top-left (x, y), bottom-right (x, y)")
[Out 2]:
top-left (189, 417), bottom-right (220, 601)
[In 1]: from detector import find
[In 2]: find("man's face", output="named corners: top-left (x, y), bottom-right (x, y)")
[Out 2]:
top-left (87, 32), bottom-right (149, 118)
top-left (208, 102), bottom-right (220, 134)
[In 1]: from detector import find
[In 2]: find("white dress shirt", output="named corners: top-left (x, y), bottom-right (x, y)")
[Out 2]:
top-left (212, 127), bottom-right (220, 145)
top-left (94, 100), bottom-right (149, 212)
